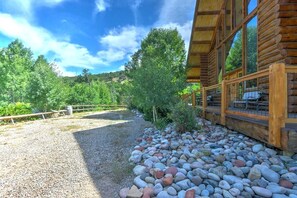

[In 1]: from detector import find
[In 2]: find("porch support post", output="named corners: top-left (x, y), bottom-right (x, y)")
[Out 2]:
top-left (192, 92), bottom-right (196, 108)
top-left (202, 87), bottom-right (206, 118)
top-left (221, 80), bottom-right (227, 125)
top-left (269, 63), bottom-right (286, 148)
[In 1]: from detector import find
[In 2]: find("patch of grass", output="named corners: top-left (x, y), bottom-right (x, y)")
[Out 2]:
top-left (111, 131), bottom-right (129, 145)
top-left (110, 153), bottom-right (134, 184)
top-left (60, 125), bottom-right (81, 132)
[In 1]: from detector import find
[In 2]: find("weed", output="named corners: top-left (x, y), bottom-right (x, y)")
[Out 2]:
top-left (60, 125), bottom-right (81, 132)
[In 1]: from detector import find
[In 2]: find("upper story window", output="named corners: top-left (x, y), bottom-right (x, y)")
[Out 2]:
top-left (234, 0), bottom-right (243, 27)
top-left (225, 30), bottom-right (242, 73)
top-left (246, 16), bottom-right (258, 74)
top-left (247, 0), bottom-right (258, 14)
top-left (217, 0), bottom-right (259, 76)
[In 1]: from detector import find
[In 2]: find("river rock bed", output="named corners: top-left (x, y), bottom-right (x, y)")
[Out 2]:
top-left (121, 117), bottom-right (297, 198)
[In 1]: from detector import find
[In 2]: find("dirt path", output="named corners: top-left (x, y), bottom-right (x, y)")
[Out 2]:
top-left (0, 110), bottom-right (152, 198)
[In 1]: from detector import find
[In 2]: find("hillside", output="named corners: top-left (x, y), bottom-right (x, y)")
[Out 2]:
top-left (63, 70), bottom-right (127, 85)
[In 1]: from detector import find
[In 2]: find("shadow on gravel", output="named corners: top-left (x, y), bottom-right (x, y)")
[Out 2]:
top-left (73, 110), bottom-right (150, 198)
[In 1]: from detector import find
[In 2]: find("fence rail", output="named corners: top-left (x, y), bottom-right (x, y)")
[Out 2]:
top-left (0, 104), bottom-right (127, 124)
top-left (71, 104), bottom-right (127, 112)
top-left (0, 110), bottom-right (67, 124)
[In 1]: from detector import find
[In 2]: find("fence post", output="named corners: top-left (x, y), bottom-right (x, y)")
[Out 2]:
top-left (269, 63), bottom-right (286, 148)
top-left (221, 80), bottom-right (227, 125)
top-left (192, 92), bottom-right (196, 108)
top-left (202, 87), bottom-right (206, 118)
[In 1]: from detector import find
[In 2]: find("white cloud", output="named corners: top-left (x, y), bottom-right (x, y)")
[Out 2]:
top-left (156, 0), bottom-right (195, 26)
top-left (0, 13), bottom-right (106, 75)
top-left (158, 21), bottom-right (193, 52)
top-left (118, 65), bottom-right (125, 71)
top-left (98, 26), bottom-right (147, 62)
top-left (94, 0), bottom-right (109, 13)
top-left (154, 0), bottom-right (195, 53)
top-left (130, 0), bottom-right (143, 25)
top-left (1, 0), bottom-right (72, 19)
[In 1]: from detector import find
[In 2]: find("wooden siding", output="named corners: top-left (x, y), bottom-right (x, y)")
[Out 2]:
top-left (277, 0), bottom-right (297, 114)
top-left (208, 49), bottom-right (217, 86)
top-left (200, 54), bottom-right (209, 87)
top-left (258, 0), bottom-right (283, 71)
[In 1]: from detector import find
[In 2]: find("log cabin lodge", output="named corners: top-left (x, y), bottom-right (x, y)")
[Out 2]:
top-left (186, 0), bottom-right (297, 152)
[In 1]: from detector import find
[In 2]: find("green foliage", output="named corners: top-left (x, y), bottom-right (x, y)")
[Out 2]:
top-left (0, 102), bottom-right (32, 116)
top-left (67, 81), bottom-right (114, 105)
top-left (155, 117), bottom-right (171, 130)
top-left (181, 83), bottom-right (200, 95)
top-left (247, 27), bottom-right (257, 74)
top-left (225, 31), bottom-right (242, 73)
top-left (0, 40), bottom-right (33, 103)
top-left (170, 101), bottom-right (197, 133)
top-left (27, 55), bottom-right (67, 111)
top-left (126, 28), bottom-right (186, 121)
top-left (225, 27), bottom-right (257, 74)
top-left (0, 40), bottom-right (122, 114)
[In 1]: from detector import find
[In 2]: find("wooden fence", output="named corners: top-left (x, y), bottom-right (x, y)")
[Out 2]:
top-left (0, 110), bottom-right (67, 124)
top-left (72, 104), bottom-right (127, 112)
top-left (0, 104), bottom-right (127, 124)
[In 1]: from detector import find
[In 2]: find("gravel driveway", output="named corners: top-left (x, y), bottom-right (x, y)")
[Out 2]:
top-left (0, 110), bottom-right (152, 198)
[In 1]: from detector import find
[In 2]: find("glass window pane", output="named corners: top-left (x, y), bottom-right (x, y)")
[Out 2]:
top-left (247, 0), bottom-right (257, 14)
top-left (234, 0), bottom-right (243, 27)
top-left (247, 16), bottom-right (258, 74)
top-left (225, 30), bottom-right (242, 73)
top-left (218, 22), bottom-right (223, 44)
top-left (225, 0), bottom-right (231, 37)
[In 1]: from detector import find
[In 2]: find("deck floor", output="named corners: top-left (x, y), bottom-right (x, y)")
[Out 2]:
top-left (200, 105), bottom-right (297, 130)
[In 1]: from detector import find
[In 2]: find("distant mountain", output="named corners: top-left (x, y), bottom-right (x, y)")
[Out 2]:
top-left (63, 70), bottom-right (127, 85)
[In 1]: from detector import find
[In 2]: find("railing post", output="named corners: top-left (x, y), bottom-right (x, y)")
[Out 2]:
top-left (192, 92), bottom-right (196, 108)
top-left (202, 87), bottom-right (206, 118)
top-left (221, 80), bottom-right (227, 125)
top-left (269, 63), bottom-right (286, 148)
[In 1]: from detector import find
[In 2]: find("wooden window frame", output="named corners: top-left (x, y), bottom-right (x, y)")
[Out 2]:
top-left (216, 0), bottom-right (260, 77)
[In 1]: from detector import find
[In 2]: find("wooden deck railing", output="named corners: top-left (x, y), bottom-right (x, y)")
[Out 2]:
top-left (196, 63), bottom-right (296, 148)
top-left (285, 65), bottom-right (297, 123)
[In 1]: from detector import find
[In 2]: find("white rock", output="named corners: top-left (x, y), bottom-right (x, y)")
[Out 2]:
top-left (133, 165), bottom-right (146, 176)
top-left (252, 186), bottom-right (272, 198)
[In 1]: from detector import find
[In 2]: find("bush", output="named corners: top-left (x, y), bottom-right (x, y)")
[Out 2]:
top-left (0, 102), bottom-right (32, 116)
top-left (170, 101), bottom-right (197, 133)
top-left (155, 117), bottom-right (170, 130)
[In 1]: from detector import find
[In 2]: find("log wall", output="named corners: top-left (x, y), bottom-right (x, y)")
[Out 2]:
top-left (200, 54), bottom-right (209, 87)
top-left (276, 0), bottom-right (297, 113)
top-left (208, 49), bottom-right (217, 86)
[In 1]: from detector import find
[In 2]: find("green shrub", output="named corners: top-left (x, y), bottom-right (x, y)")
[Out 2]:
top-left (0, 102), bottom-right (32, 116)
top-left (196, 107), bottom-right (203, 118)
top-left (170, 101), bottom-right (197, 133)
top-left (155, 117), bottom-right (170, 130)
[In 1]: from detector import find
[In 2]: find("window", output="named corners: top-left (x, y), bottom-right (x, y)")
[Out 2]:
top-left (218, 48), bottom-right (223, 83)
top-left (247, 0), bottom-right (257, 14)
top-left (225, 30), bottom-right (242, 73)
top-left (225, 0), bottom-right (232, 37)
top-left (246, 16), bottom-right (258, 74)
top-left (234, 0), bottom-right (243, 27)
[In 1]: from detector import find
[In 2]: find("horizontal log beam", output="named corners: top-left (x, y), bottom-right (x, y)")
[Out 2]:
top-left (197, 10), bottom-right (221, 15)
top-left (192, 40), bottom-right (211, 44)
top-left (195, 27), bottom-right (216, 31)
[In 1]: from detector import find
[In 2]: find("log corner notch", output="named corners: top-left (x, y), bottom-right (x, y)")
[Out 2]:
top-left (268, 63), bottom-right (286, 148)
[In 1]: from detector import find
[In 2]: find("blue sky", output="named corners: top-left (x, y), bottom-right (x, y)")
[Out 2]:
top-left (0, 0), bottom-right (195, 76)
